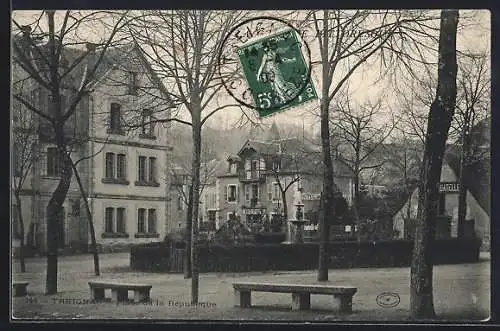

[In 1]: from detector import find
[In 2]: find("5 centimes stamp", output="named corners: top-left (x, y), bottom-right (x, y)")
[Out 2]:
top-left (218, 17), bottom-right (318, 117)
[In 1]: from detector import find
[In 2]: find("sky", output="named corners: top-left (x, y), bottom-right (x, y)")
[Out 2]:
top-left (11, 10), bottom-right (491, 135)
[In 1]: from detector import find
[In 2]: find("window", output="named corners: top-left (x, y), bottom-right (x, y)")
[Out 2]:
top-left (251, 184), bottom-right (259, 200)
top-left (105, 153), bottom-right (115, 178)
top-left (208, 210), bottom-right (216, 223)
top-left (272, 159), bottom-right (281, 171)
top-left (227, 184), bottom-right (238, 202)
top-left (251, 160), bottom-right (258, 171)
top-left (147, 209), bottom-right (157, 233)
top-left (109, 103), bottom-right (122, 131)
top-left (136, 156), bottom-right (158, 185)
top-left (141, 109), bottom-right (154, 136)
top-left (244, 185), bottom-right (250, 201)
top-left (230, 163), bottom-right (237, 174)
top-left (47, 147), bottom-right (62, 177)
top-left (117, 154), bottom-right (126, 179)
top-left (102, 207), bottom-right (128, 237)
top-left (137, 208), bottom-right (146, 233)
top-left (103, 153), bottom-right (128, 183)
top-left (116, 208), bottom-right (126, 233)
top-left (149, 157), bottom-right (157, 182)
top-left (138, 156), bottom-right (147, 181)
top-left (177, 193), bottom-right (184, 211)
top-left (128, 71), bottom-right (138, 95)
top-left (105, 207), bottom-right (114, 233)
top-left (273, 183), bottom-right (280, 200)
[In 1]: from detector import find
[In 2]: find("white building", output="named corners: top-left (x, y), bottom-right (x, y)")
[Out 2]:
top-left (11, 40), bottom-right (174, 254)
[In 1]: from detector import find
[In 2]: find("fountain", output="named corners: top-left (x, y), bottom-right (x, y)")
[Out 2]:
top-left (282, 187), bottom-right (306, 244)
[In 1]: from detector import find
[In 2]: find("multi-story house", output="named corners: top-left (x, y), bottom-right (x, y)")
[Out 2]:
top-left (11, 39), bottom-right (174, 254)
top-left (214, 123), bottom-right (356, 233)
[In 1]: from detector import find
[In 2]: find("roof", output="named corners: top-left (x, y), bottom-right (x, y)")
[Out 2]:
top-left (445, 146), bottom-right (490, 216)
top-left (12, 37), bottom-right (173, 106)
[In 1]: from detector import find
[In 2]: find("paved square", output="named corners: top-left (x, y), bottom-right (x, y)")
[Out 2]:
top-left (11, 252), bottom-right (490, 321)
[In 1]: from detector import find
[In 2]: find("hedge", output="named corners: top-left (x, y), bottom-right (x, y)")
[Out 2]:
top-left (130, 237), bottom-right (482, 273)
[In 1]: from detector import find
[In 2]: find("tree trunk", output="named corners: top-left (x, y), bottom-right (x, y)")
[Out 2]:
top-left (410, 9), bottom-right (458, 320)
top-left (190, 103), bottom-right (202, 304)
top-left (45, 148), bottom-right (73, 294)
top-left (282, 192), bottom-right (288, 222)
top-left (184, 185), bottom-right (193, 278)
top-left (457, 132), bottom-right (470, 238)
top-left (15, 193), bottom-right (26, 273)
top-left (318, 10), bottom-right (335, 282)
top-left (70, 159), bottom-right (100, 276)
top-left (353, 167), bottom-right (361, 241)
top-left (282, 191), bottom-right (288, 236)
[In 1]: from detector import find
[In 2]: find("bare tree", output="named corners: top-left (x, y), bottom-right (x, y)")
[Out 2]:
top-left (305, 9), bottom-right (441, 281)
top-left (330, 90), bottom-right (396, 235)
top-left (128, 10), bottom-right (247, 303)
top-left (171, 137), bottom-right (220, 252)
top-left (450, 51), bottom-right (490, 238)
top-left (11, 86), bottom-right (40, 273)
top-left (12, 10), bottom-right (131, 294)
top-left (410, 9), bottom-right (459, 319)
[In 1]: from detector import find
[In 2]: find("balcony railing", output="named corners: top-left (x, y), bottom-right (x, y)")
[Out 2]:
top-left (239, 169), bottom-right (266, 182)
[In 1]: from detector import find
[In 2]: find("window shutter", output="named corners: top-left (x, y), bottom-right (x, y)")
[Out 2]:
top-left (268, 182), bottom-right (272, 200)
top-left (236, 186), bottom-right (240, 202)
top-left (224, 186), bottom-right (228, 202)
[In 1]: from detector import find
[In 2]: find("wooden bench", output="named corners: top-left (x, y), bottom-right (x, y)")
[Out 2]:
top-left (88, 281), bottom-right (152, 303)
top-left (13, 282), bottom-right (29, 297)
top-left (233, 282), bottom-right (357, 313)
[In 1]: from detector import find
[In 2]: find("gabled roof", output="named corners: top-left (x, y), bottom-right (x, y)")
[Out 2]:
top-left (12, 38), bottom-right (173, 107)
top-left (444, 146), bottom-right (490, 216)
top-left (237, 139), bottom-right (281, 156)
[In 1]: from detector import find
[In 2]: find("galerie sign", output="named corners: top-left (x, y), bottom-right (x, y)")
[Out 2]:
top-left (302, 193), bottom-right (321, 201)
top-left (439, 182), bottom-right (461, 193)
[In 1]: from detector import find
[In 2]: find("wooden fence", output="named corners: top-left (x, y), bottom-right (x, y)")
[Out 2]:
top-left (169, 247), bottom-right (185, 272)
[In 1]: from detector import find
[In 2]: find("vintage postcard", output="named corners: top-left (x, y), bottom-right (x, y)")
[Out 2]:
top-left (10, 9), bottom-right (491, 323)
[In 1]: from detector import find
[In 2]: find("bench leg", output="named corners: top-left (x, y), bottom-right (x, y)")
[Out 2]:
top-left (134, 289), bottom-right (151, 303)
top-left (336, 295), bottom-right (353, 314)
top-left (13, 285), bottom-right (28, 297)
top-left (90, 287), bottom-right (105, 301)
top-left (112, 289), bottom-right (128, 303)
top-left (234, 290), bottom-right (251, 308)
top-left (292, 293), bottom-right (311, 311)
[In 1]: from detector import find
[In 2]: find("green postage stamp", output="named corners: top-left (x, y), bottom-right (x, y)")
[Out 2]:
top-left (236, 29), bottom-right (318, 117)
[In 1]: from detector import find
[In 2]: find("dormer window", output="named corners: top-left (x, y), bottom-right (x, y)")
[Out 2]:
top-left (108, 103), bottom-right (124, 134)
top-left (272, 159), bottom-right (281, 171)
top-left (230, 162), bottom-right (237, 174)
top-left (139, 109), bottom-right (155, 139)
